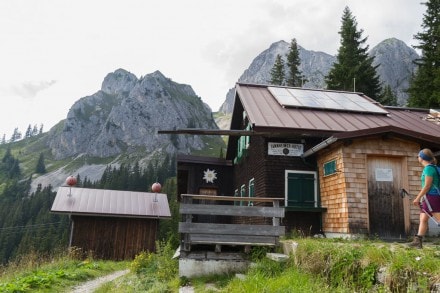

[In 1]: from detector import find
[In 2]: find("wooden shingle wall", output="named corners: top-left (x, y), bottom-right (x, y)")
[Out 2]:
top-left (317, 137), bottom-right (420, 236)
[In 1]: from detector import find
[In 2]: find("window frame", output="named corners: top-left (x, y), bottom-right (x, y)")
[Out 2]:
top-left (240, 184), bottom-right (246, 206)
top-left (234, 189), bottom-right (239, 206)
top-left (323, 158), bottom-right (337, 177)
top-left (248, 178), bottom-right (255, 206)
top-left (235, 124), bottom-right (251, 163)
top-left (284, 170), bottom-right (318, 208)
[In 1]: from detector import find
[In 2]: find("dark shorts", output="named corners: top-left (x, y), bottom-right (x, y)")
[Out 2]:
top-left (421, 195), bottom-right (440, 215)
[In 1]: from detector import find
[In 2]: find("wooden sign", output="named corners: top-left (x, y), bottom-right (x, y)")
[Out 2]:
top-left (268, 142), bottom-right (303, 156)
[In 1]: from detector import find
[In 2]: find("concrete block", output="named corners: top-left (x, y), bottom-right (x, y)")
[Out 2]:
top-left (179, 259), bottom-right (250, 278)
top-left (280, 240), bottom-right (298, 255)
top-left (266, 252), bottom-right (289, 262)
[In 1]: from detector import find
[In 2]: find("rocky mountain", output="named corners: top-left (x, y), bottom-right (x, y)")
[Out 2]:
top-left (370, 38), bottom-right (419, 106)
top-left (32, 69), bottom-right (223, 189)
top-left (219, 38), bottom-right (418, 113)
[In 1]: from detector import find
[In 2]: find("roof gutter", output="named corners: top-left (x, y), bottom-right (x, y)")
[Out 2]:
top-left (302, 136), bottom-right (338, 158)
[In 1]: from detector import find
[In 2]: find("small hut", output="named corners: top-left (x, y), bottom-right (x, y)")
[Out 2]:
top-left (51, 187), bottom-right (171, 260)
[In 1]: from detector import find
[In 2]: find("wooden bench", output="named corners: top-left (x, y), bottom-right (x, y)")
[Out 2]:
top-left (179, 194), bottom-right (285, 253)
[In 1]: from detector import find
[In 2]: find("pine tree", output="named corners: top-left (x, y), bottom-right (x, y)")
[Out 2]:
top-left (9, 128), bottom-right (21, 143)
top-left (1, 134), bottom-right (5, 144)
top-left (378, 85), bottom-right (398, 106)
top-left (25, 125), bottom-right (32, 138)
top-left (2, 147), bottom-right (12, 163)
top-left (286, 38), bottom-right (303, 87)
top-left (325, 6), bottom-right (382, 100)
top-left (270, 54), bottom-right (285, 85)
top-left (39, 124), bottom-right (44, 134)
top-left (35, 153), bottom-right (46, 174)
top-left (32, 124), bottom-right (38, 136)
top-left (407, 0), bottom-right (440, 108)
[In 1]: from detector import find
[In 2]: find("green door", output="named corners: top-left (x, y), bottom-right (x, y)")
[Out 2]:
top-left (287, 172), bottom-right (316, 207)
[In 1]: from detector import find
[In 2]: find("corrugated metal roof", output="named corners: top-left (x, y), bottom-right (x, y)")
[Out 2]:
top-left (51, 187), bottom-right (171, 219)
top-left (235, 83), bottom-right (440, 145)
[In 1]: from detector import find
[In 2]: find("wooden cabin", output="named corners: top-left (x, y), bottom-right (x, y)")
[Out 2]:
top-left (165, 83), bottom-right (440, 241)
top-left (51, 187), bottom-right (171, 260)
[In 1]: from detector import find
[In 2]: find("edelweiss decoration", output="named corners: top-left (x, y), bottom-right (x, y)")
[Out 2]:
top-left (203, 169), bottom-right (217, 183)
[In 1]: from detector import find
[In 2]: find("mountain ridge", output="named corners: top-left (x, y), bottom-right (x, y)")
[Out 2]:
top-left (28, 69), bottom-right (224, 190)
top-left (219, 38), bottom-right (418, 113)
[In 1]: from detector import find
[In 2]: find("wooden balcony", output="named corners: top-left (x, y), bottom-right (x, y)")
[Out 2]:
top-left (179, 194), bottom-right (285, 253)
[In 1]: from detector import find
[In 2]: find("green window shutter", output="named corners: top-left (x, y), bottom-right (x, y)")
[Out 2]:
top-left (236, 123), bottom-right (251, 163)
top-left (287, 172), bottom-right (315, 207)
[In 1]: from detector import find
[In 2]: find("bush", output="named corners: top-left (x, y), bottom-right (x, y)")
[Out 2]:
top-left (131, 241), bottom-right (177, 280)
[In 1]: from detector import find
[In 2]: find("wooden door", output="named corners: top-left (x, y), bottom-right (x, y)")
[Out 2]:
top-left (367, 156), bottom-right (405, 239)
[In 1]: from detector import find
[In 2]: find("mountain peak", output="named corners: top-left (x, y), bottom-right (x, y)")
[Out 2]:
top-left (149, 70), bottom-right (166, 79)
top-left (369, 38), bottom-right (419, 105)
top-left (101, 68), bottom-right (138, 95)
top-left (48, 70), bottom-right (221, 160)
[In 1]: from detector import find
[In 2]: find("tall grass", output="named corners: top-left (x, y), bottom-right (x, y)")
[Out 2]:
top-left (0, 248), bottom-right (128, 292)
top-left (185, 239), bottom-right (440, 292)
top-left (3, 239), bottom-right (439, 292)
top-left (99, 240), bottom-right (180, 292)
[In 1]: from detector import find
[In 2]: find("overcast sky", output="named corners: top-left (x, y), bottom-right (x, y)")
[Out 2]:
top-left (0, 0), bottom-right (425, 138)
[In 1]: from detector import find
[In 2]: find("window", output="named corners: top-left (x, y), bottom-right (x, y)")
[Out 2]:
top-left (234, 189), bottom-right (239, 206)
top-left (285, 170), bottom-right (317, 207)
top-left (323, 159), bottom-right (337, 176)
top-left (235, 124), bottom-right (251, 163)
top-left (240, 184), bottom-right (246, 206)
top-left (248, 178), bottom-right (255, 206)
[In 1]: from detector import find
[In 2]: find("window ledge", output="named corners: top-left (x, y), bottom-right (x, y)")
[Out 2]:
top-left (285, 206), bottom-right (327, 212)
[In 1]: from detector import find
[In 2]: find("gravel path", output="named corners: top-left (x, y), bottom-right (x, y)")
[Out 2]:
top-left (69, 269), bottom-right (130, 293)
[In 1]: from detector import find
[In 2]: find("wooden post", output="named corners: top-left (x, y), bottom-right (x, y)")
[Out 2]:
top-left (182, 195), bottom-right (192, 252)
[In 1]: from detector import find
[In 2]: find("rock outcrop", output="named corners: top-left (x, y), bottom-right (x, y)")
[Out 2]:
top-left (48, 69), bottom-right (220, 160)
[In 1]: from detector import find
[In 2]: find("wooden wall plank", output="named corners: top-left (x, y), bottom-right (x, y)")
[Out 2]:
top-left (180, 204), bottom-right (284, 218)
top-left (71, 216), bottom-right (158, 260)
top-left (179, 222), bottom-right (285, 236)
top-left (189, 234), bottom-right (276, 245)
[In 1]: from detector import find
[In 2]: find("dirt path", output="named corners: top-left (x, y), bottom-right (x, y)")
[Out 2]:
top-left (69, 269), bottom-right (129, 293)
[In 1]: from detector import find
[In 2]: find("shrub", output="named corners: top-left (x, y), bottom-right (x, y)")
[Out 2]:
top-left (130, 240), bottom-right (178, 281)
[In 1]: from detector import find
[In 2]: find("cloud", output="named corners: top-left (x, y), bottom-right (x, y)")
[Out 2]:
top-left (10, 80), bottom-right (57, 99)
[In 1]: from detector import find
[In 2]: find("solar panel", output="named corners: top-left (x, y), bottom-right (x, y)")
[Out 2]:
top-left (268, 87), bottom-right (388, 114)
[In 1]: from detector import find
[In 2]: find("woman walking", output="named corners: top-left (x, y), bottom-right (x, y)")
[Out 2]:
top-left (408, 148), bottom-right (440, 248)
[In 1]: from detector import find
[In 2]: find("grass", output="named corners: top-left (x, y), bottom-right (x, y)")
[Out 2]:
top-left (95, 241), bottom-right (180, 292)
top-left (2, 238), bottom-right (440, 292)
top-left (0, 249), bottom-right (129, 293)
top-left (105, 238), bottom-right (440, 292)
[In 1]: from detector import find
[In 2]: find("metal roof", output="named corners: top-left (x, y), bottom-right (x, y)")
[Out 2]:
top-left (235, 83), bottom-right (440, 145)
top-left (51, 187), bottom-right (171, 219)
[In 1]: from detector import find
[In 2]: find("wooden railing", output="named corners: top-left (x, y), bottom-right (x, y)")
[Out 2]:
top-left (179, 194), bottom-right (285, 253)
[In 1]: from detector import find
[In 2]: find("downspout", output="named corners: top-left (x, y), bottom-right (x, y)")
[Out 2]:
top-left (301, 136), bottom-right (338, 158)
